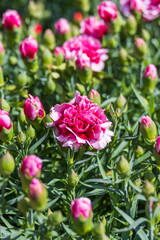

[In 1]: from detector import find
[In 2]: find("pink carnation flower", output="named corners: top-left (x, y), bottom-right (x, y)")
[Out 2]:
top-left (47, 91), bottom-right (114, 151)
top-left (120, 0), bottom-right (160, 21)
top-left (2, 9), bottom-right (22, 30)
top-left (71, 197), bottom-right (92, 219)
top-left (24, 94), bottom-right (44, 121)
top-left (141, 116), bottom-right (152, 128)
top-left (19, 35), bottom-right (38, 60)
top-left (75, 50), bottom-right (91, 70)
top-left (97, 1), bottom-right (118, 23)
top-left (54, 18), bottom-right (70, 34)
top-left (29, 178), bottom-right (43, 199)
top-left (80, 16), bottom-right (107, 39)
top-left (155, 137), bottom-right (160, 155)
top-left (144, 64), bottom-right (158, 79)
top-left (57, 35), bottom-right (108, 72)
top-left (0, 110), bottom-right (12, 133)
top-left (20, 155), bottom-right (42, 178)
top-left (0, 42), bottom-right (4, 53)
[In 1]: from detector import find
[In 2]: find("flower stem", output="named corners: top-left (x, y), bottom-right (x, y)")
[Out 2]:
top-left (149, 199), bottom-right (154, 240)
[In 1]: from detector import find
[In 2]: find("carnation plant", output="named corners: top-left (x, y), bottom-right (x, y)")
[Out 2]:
top-left (1, 0), bottom-right (160, 240)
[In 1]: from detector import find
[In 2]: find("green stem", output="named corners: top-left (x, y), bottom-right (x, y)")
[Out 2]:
top-left (149, 199), bottom-right (154, 240)
top-left (139, 62), bottom-right (143, 88)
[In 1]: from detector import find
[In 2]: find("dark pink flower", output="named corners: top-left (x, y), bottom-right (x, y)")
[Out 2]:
top-left (24, 94), bottom-right (44, 121)
top-left (29, 178), bottom-right (43, 200)
top-left (57, 35), bottom-right (108, 72)
top-left (0, 110), bottom-right (12, 133)
top-left (71, 197), bottom-right (92, 219)
top-left (155, 137), bottom-right (160, 154)
top-left (54, 46), bottom-right (64, 56)
top-left (54, 18), bottom-right (70, 34)
top-left (75, 50), bottom-right (91, 70)
top-left (20, 155), bottom-right (42, 178)
top-left (144, 64), bottom-right (158, 79)
top-left (47, 91), bottom-right (113, 151)
top-left (0, 42), bottom-right (4, 53)
top-left (19, 35), bottom-right (38, 60)
top-left (141, 116), bottom-right (152, 128)
top-left (2, 9), bottom-right (22, 30)
top-left (80, 16), bottom-right (107, 39)
top-left (97, 1), bottom-right (118, 23)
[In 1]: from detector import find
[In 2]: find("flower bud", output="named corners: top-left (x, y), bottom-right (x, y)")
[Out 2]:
top-left (68, 169), bottom-right (79, 189)
top-left (116, 155), bottom-right (130, 178)
top-left (34, 23), bottom-right (42, 36)
top-left (0, 66), bottom-right (5, 87)
top-left (17, 197), bottom-right (30, 214)
top-left (44, 29), bottom-right (55, 50)
top-left (24, 94), bottom-right (45, 122)
top-left (75, 0), bottom-right (90, 12)
top-left (0, 110), bottom-right (13, 142)
top-left (45, 78), bottom-right (56, 95)
top-left (140, 116), bottom-right (157, 144)
top-left (18, 108), bottom-right (26, 123)
top-left (133, 38), bottom-right (147, 59)
top-left (76, 83), bottom-right (85, 93)
top-left (42, 49), bottom-right (52, 67)
top-left (28, 1), bottom-right (44, 19)
top-left (17, 72), bottom-right (28, 87)
top-left (0, 98), bottom-right (10, 112)
top-left (134, 178), bottom-right (141, 187)
top-left (141, 29), bottom-right (150, 42)
top-left (26, 125), bottom-right (35, 138)
top-left (54, 47), bottom-right (64, 65)
top-left (88, 90), bottom-right (101, 106)
top-left (142, 180), bottom-right (155, 199)
top-left (119, 48), bottom-right (128, 66)
top-left (73, 12), bottom-right (83, 23)
top-left (134, 146), bottom-right (144, 158)
top-left (126, 15), bottom-right (137, 35)
top-left (17, 131), bottom-right (26, 143)
top-left (153, 137), bottom-right (160, 166)
top-left (55, 18), bottom-right (70, 35)
top-left (115, 94), bottom-right (128, 113)
top-left (71, 197), bottom-right (93, 235)
top-left (9, 56), bottom-right (17, 66)
top-left (20, 35), bottom-right (38, 60)
top-left (143, 64), bottom-right (158, 92)
top-left (0, 151), bottom-right (15, 177)
top-left (0, 41), bottom-right (5, 65)
top-left (106, 35), bottom-right (118, 48)
top-left (48, 209), bottom-right (63, 226)
top-left (29, 178), bottom-right (48, 211)
top-left (93, 221), bottom-right (105, 236)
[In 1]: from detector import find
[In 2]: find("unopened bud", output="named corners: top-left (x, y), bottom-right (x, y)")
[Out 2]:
top-left (134, 146), bottom-right (144, 158)
top-left (0, 98), bottom-right (10, 112)
top-left (44, 29), bottom-right (55, 50)
top-left (119, 48), bottom-right (128, 66)
top-left (0, 151), bottom-right (15, 177)
top-left (133, 38), bottom-right (147, 59)
top-left (115, 94), bottom-right (128, 113)
top-left (140, 116), bottom-right (157, 144)
top-left (17, 72), bottom-right (28, 87)
top-left (9, 56), bottom-right (17, 66)
top-left (17, 197), bottom-right (30, 214)
top-left (26, 125), bottom-right (35, 138)
top-left (0, 66), bottom-right (4, 87)
top-left (134, 178), bottom-right (141, 187)
top-left (126, 15), bottom-right (137, 35)
top-left (76, 83), bottom-right (85, 93)
top-left (106, 35), bottom-right (118, 48)
top-left (116, 155), bottom-right (130, 178)
top-left (45, 78), bottom-right (56, 95)
top-left (68, 169), bottom-right (79, 189)
top-left (142, 180), bottom-right (155, 199)
top-left (141, 29), bottom-right (150, 42)
top-left (19, 108), bottom-right (26, 123)
top-left (143, 64), bottom-right (158, 92)
top-left (48, 209), bottom-right (63, 226)
top-left (93, 222), bottom-right (105, 236)
top-left (17, 131), bottom-right (26, 143)
top-left (88, 90), bottom-right (101, 106)
top-left (42, 49), bottom-right (53, 67)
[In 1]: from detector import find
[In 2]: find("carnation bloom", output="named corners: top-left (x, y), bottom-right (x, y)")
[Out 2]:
top-left (24, 94), bottom-right (44, 121)
top-left (80, 16), bottom-right (107, 39)
top-left (155, 137), bottom-right (160, 155)
top-left (20, 155), bottom-right (42, 178)
top-left (47, 91), bottom-right (114, 151)
top-left (144, 64), bottom-right (158, 79)
top-left (54, 18), bottom-right (70, 34)
top-left (75, 50), bottom-right (91, 70)
top-left (19, 35), bottom-right (38, 60)
top-left (120, 0), bottom-right (160, 21)
top-left (97, 1), bottom-right (118, 23)
top-left (2, 9), bottom-right (22, 30)
top-left (0, 110), bottom-right (12, 133)
top-left (57, 35), bottom-right (108, 72)
top-left (71, 197), bottom-right (92, 219)
top-left (34, 23), bottom-right (43, 35)
top-left (0, 42), bottom-right (5, 53)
